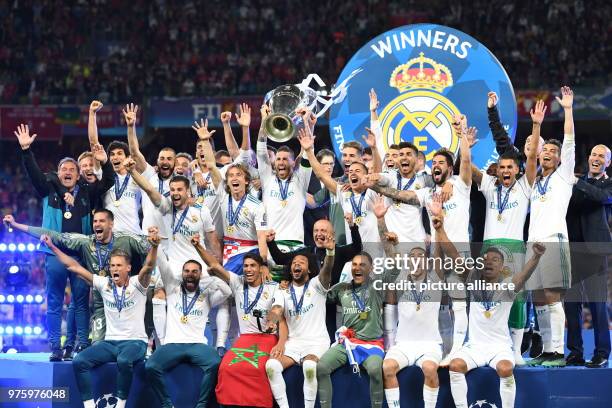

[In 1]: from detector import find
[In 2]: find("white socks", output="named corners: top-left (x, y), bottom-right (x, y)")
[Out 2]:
top-left (451, 300), bottom-right (468, 353)
top-left (215, 301), bottom-right (231, 348)
top-left (383, 304), bottom-right (398, 350)
top-left (548, 302), bottom-right (565, 354)
top-left (115, 399), bottom-right (126, 408)
top-left (266, 359), bottom-right (288, 408)
top-left (303, 360), bottom-right (318, 408)
top-left (510, 328), bottom-right (525, 362)
top-left (83, 400), bottom-right (95, 408)
top-left (384, 387), bottom-right (400, 408)
top-left (152, 298), bottom-right (166, 345)
top-left (423, 385), bottom-right (439, 408)
top-left (449, 371), bottom-right (468, 408)
top-left (535, 305), bottom-right (552, 353)
top-left (499, 375), bottom-right (516, 408)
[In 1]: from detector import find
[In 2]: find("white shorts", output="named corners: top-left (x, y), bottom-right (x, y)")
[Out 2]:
top-left (385, 341), bottom-right (443, 369)
top-left (524, 236), bottom-right (571, 290)
top-left (451, 343), bottom-right (514, 371)
top-left (284, 338), bottom-right (330, 364)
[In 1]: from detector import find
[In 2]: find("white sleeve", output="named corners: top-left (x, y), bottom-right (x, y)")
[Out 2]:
top-left (271, 290), bottom-right (285, 309)
top-left (156, 196), bottom-right (172, 214)
top-left (131, 275), bottom-right (148, 295)
top-left (453, 176), bottom-right (471, 197)
top-left (256, 141), bottom-right (273, 181)
top-left (199, 206), bottom-right (216, 233)
top-left (558, 133), bottom-right (576, 183)
top-left (207, 276), bottom-right (232, 307)
top-left (297, 163), bottom-right (313, 194)
top-left (479, 173), bottom-right (495, 193)
top-left (92, 275), bottom-right (105, 293)
top-left (254, 203), bottom-right (268, 231)
top-left (312, 276), bottom-right (329, 295)
top-left (157, 251), bottom-right (179, 291)
top-left (94, 167), bottom-right (103, 181)
top-left (141, 164), bottom-right (157, 180)
top-left (228, 272), bottom-right (243, 296)
top-left (415, 186), bottom-right (430, 207)
top-left (379, 171), bottom-right (396, 187)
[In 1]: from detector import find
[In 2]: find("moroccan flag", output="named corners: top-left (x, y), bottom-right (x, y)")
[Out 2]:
top-left (215, 333), bottom-right (277, 407)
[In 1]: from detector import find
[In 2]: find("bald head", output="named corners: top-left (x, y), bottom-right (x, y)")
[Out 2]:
top-left (312, 219), bottom-right (334, 248)
top-left (588, 144), bottom-right (611, 177)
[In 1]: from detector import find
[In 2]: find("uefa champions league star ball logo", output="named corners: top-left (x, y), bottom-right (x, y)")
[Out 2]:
top-left (329, 24), bottom-right (517, 169)
top-left (95, 393), bottom-right (118, 408)
top-left (470, 400), bottom-right (498, 408)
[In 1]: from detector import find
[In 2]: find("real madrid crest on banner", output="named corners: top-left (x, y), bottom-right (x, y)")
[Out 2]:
top-left (329, 24), bottom-right (517, 169)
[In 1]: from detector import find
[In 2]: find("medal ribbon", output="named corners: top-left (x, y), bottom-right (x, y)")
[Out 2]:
top-left (181, 285), bottom-right (201, 319)
top-left (95, 236), bottom-right (114, 274)
top-left (65, 185), bottom-right (80, 213)
top-left (243, 282), bottom-right (264, 314)
top-left (481, 284), bottom-right (494, 312)
top-left (228, 194), bottom-right (247, 227)
top-left (172, 206), bottom-right (190, 236)
top-left (290, 280), bottom-right (310, 316)
top-left (351, 282), bottom-right (367, 312)
top-left (197, 173), bottom-right (212, 198)
top-left (496, 180), bottom-right (516, 217)
top-left (349, 192), bottom-right (365, 218)
top-left (536, 169), bottom-right (556, 197)
top-left (111, 280), bottom-right (127, 314)
top-left (114, 174), bottom-right (131, 201)
top-left (410, 278), bottom-right (425, 307)
top-left (276, 176), bottom-right (291, 201)
top-left (397, 173), bottom-right (416, 191)
top-left (158, 177), bottom-right (170, 197)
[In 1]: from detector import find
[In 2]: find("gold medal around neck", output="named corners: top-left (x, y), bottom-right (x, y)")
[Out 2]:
top-left (242, 314), bottom-right (250, 321)
top-left (180, 315), bottom-right (188, 324)
top-left (99, 270), bottom-right (107, 277)
top-left (393, 201), bottom-right (401, 208)
top-left (114, 200), bottom-right (121, 207)
top-left (226, 225), bottom-right (235, 234)
top-left (192, 215), bottom-right (198, 223)
top-left (354, 216), bottom-right (363, 225)
top-left (540, 195), bottom-right (547, 202)
top-left (359, 311), bottom-right (368, 320)
top-left (280, 200), bottom-right (288, 207)
top-left (197, 196), bottom-right (204, 204)
top-left (64, 212), bottom-right (72, 219)
top-left (295, 315), bottom-right (301, 320)
top-left (484, 310), bottom-right (492, 318)
top-left (416, 304), bottom-right (421, 311)
top-left (497, 214), bottom-right (504, 222)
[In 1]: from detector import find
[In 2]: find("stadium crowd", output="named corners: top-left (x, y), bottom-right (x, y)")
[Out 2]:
top-left (0, 0), bottom-right (610, 103)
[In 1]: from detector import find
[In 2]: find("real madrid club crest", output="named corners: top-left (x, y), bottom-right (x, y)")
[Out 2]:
top-left (329, 24), bottom-right (517, 170)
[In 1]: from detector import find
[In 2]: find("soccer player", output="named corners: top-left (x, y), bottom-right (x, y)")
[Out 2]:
top-left (40, 228), bottom-right (159, 408)
top-left (383, 197), bottom-right (447, 408)
top-left (141, 147), bottom-right (176, 244)
top-left (174, 152), bottom-right (193, 177)
top-left (471, 100), bottom-right (543, 364)
top-left (448, 242), bottom-right (546, 408)
top-left (524, 86), bottom-right (577, 367)
top-left (4, 210), bottom-right (152, 343)
top-left (192, 236), bottom-right (282, 408)
top-left (265, 236), bottom-right (335, 408)
top-left (14, 123), bottom-right (114, 361)
top-left (145, 251), bottom-right (231, 408)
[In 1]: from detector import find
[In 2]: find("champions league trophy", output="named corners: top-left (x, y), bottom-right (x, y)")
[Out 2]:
top-left (263, 71), bottom-right (363, 143)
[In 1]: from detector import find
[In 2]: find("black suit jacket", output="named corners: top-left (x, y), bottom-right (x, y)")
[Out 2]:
top-left (566, 175), bottom-right (612, 247)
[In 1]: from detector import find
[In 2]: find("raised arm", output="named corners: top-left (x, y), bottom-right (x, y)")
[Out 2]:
top-left (298, 128), bottom-right (338, 193)
top-left (471, 164), bottom-right (483, 187)
top-left (191, 234), bottom-right (230, 284)
top-left (453, 114), bottom-right (472, 187)
top-left (88, 144), bottom-right (115, 201)
top-left (16, 125), bottom-right (49, 197)
top-left (429, 196), bottom-right (462, 263)
top-left (319, 233), bottom-right (336, 289)
top-left (41, 235), bottom-right (93, 285)
top-left (574, 179), bottom-right (612, 204)
top-left (512, 243), bottom-right (545, 291)
top-left (123, 103), bottom-right (148, 173)
top-left (526, 100), bottom-right (546, 185)
top-left (364, 173), bottom-right (420, 205)
top-left (205, 230), bottom-right (222, 262)
top-left (124, 158), bottom-right (162, 206)
top-left (236, 103), bottom-right (252, 152)
top-left (88, 101), bottom-right (103, 147)
top-left (487, 91), bottom-right (518, 156)
top-left (556, 86), bottom-right (576, 181)
top-left (373, 194), bottom-right (397, 259)
top-left (363, 126), bottom-right (382, 173)
top-left (138, 228), bottom-right (160, 288)
top-left (220, 111), bottom-right (240, 159)
top-left (192, 119), bottom-right (223, 188)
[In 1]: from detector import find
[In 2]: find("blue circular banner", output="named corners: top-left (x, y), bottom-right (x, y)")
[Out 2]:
top-left (329, 24), bottom-right (516, 169)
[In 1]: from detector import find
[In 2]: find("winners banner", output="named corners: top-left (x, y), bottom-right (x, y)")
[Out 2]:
top-left (329, 24), bottom-right (517, 170)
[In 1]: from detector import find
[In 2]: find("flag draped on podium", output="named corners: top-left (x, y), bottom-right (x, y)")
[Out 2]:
top-left (334, 326), bottom-right (385, 374)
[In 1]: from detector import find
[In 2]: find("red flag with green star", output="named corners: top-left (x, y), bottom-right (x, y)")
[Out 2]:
top-left (215, 333), bottom-right (277, 407)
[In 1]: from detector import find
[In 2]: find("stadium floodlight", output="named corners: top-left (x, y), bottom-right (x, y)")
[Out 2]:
top-left (0, 295), bottom-right (5, 303)
top-left (8, 265), bottom-right (19, 274)
top-left (34, 295), bottom-right (44, 303)
top-left (25, 295), bottom-right (33, 303)
top-left (33, 326), bottom-right (42, 335)
top-left (8, 244), bottom-right (16, 251)
top-left (17, 243), bottom-right (26, 252)
top-left (5, 348), bottom-right (18, 354)
top-left (6, 295), bottom-right (15, 303)
top-left (24, 326), bottom-right (32, 335)
top-left (0, 243), bottom-right (7, 251)
top-left (5, 326), bottom-right (14, 334)
top-left (27, 243), bottom-right (35, 251)
top-left (16, 295), bottom-right (24, 303)
top-left (15, 326), bottom-right (23, 335)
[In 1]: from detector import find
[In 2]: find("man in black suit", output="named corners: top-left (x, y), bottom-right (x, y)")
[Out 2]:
top-left (565, 144), bottom-right (612, 368)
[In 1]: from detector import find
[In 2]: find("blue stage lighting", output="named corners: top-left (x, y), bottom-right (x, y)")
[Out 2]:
top-left (5, 326), bottom-right (13, 334)
top-left (16, 295), bottom-right (24, 303)
top-left (0, 327), bottom-right (3, 335)
top-left (24, 326), bottom-right (32, 335)
top-left (33, 326), bottom-right (42, 335)
top-left (17, 243), bottom-right (25, 252)
top-left (8, 244), bottom-right (16, 252)
top-left (34, 295), bottom-right (44, 303)
top-left (26, 243), bottom-right (35, 251)
top-left (8, 265), bottom-right (19, 274)
top-left (15, 326), bottom-right (23, 335)
top-left (6, 295), bottom-right (14, 303)
top-left (0, 243), bottom-right (6, 251)
top-left (0, 295), bottom-right (5, 303)
top-left (5, 348), bottom-right (18, 354)
top-left (25, 295), bottom-right (33, 303)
